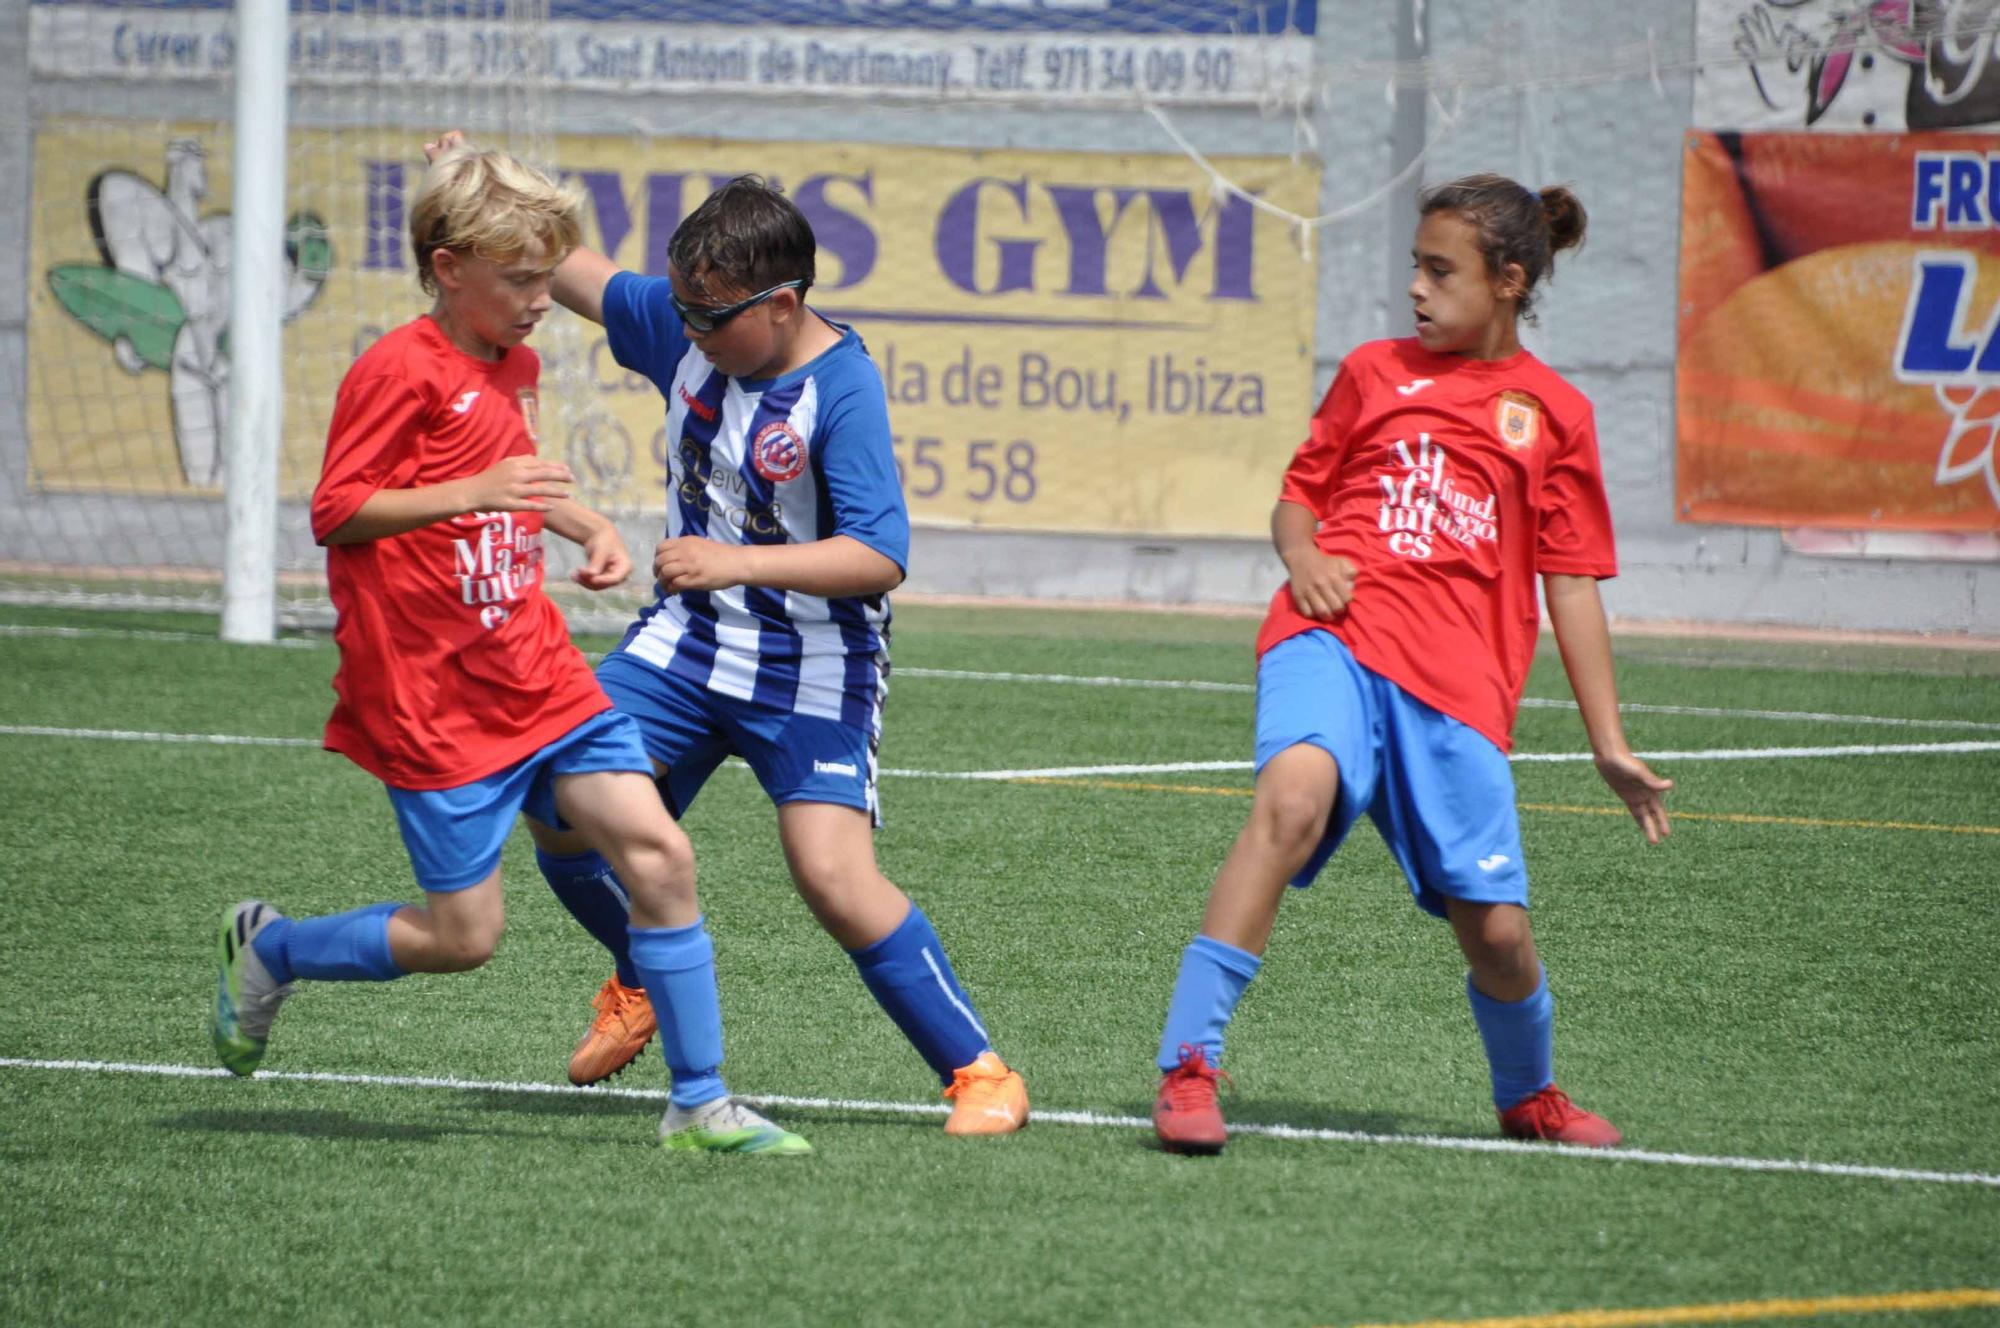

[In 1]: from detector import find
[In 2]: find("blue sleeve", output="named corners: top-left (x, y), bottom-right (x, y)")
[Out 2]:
top-left (602, 271), bottom-right (688, 389)
top-left (815, 365), bottom-right (910, 575)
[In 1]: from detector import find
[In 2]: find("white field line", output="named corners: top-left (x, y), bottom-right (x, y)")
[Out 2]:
top-left (5, 621), bottom-right (1997, 733)
top-left (901, 667), bottom-right (2000, 734)
top-left (903, 666), bottom-right (2000, 734)
top-left (2, 1057), bottom-right (1994, 1189)
top-left (0, 623), bottom-right (320, 649)
top-left (1519, 697), bottom-right (2000, 733)
top-left (888, 760), bottom-right (1252, 779)
top-left (5, 725), bottom-right (2000, 772)
top-left (878, 741), bottom-right (2000, 780)
top-left (899, 666), bottom-right (1255, 693)
top-left (1512, 740), bottom-right (2000, 763)
top-left (1, 725), bottom-right (317, 748)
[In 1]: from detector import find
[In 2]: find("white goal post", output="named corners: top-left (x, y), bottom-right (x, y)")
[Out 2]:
top-left (221, 0), bottom-right (287, 643)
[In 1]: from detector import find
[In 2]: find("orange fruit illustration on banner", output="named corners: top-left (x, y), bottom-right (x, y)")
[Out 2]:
top-left (1733, 132), bottom-right (2000, 267)
top-left (1676, 241), bottom-right (2000, 532)
top-left (1733, 133), bottom-right (1910, 264)
top-left (1678, 132), bottom-right (1764, 345)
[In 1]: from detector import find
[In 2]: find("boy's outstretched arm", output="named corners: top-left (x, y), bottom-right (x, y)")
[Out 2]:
top-left (653, 534), bottom-right (901, 599)
top-left (1543, 573), bottom-right (1673, 844)
top-left (321, 455), bottom-right (573, 545)
top-left (545, 498), bottom-right (633, 590)
top-left (550, 247), bottom-right (621, 326)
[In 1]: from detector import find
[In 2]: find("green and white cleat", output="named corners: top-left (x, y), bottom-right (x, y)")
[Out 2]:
top-left (659, 1096), bottom-right (812, 1156)
top-left (211, 901), bottom-right (294, 1076)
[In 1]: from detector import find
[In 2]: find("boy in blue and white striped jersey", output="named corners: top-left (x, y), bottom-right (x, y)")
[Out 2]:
top-left (436, 149), bottom-right (1029, 1135)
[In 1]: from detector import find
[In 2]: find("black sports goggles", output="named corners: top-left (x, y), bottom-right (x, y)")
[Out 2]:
top-left (670, 279), bottom-right (805, 334)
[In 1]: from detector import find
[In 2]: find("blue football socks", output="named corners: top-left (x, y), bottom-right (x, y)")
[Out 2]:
top-left (537, 847), bottom-right (640, 987)
top-left (251, 903), bottom-right (404, 984)
top-left (847, 905), bottom-right (990, 1084)
top-left (628, 918), bottom-right (729, 1109)
top-left (1157, 934), bottom-right (1262, 1071)
top-left (1466, 969), bottom-right (1555, 1111)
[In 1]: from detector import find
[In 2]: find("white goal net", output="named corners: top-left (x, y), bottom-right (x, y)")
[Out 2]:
top-left (12, 0), bottom-right (1330, 632)
top-left (16, 0), bottom-right (571, 626)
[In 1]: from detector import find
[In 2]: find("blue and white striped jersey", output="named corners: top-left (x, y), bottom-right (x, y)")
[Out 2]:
top-left (600, 271), bottom-right (909, 727)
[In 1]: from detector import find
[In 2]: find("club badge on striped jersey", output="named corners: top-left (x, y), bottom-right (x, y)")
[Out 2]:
top-left (516, 388), bottom-right (540, 442)
top-left (751, 420), bottom-right (808, 482)
top-left (1496, 391), bottom-right (1540, 450)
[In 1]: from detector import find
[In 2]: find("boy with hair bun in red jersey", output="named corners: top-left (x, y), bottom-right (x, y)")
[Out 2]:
top-left (1151, 173), bottom-right (1673, 1155)
top-left (208, 141), bottom-right (810, 1156)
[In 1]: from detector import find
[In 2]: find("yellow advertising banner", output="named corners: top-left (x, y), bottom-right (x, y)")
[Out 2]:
top-left (28, 121), bottom-right (1319, 537)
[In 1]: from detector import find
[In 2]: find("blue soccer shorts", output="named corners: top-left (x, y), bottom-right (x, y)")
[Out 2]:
top-left (1254, 629), bottom-right (1529, 918)
top-left (386, 708), bottom-right (654, 893)
top-left (596, 651), bottom-right (881, 825)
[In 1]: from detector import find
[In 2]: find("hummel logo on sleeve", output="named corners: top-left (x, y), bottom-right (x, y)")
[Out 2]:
top-left (1395, 378), bottom-right (1434, 396)
top-left (1477, 853), bottom-right (1511, 872)
top-left (451, 391), bottom-right (480, 414)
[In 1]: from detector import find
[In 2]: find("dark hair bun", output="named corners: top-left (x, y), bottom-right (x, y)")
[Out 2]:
top-left (1539, 185), bottom-right (1588, 254)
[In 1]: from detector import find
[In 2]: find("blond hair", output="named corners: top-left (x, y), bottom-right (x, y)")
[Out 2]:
top-left (411, 144), bottom-right (583, 295)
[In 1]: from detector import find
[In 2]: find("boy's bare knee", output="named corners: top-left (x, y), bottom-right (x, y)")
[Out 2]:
top-left (1454, 904), bottom-right (1537, 983)
top-left (615, 825), bottom-right (698, 910)
top-left (432, 927), bottom-right (500, 972)
top-left (628, 826), bottom-right (695, 890)
top-left (1253, 787), bottom-right (1332, 855)
top-left (436, 912), bottom-right (504, 976)
top-left (786, 845), bottom-right (850, 898)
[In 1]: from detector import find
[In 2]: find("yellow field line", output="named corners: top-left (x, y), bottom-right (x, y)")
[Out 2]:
top-left (1004, 776), bottom-right (2000, 837)
top-left (1341, 1286), bottom-right (2000, 1328)
top-left (1518, 803), bottom-right (2000, 837)
top-left (1008, 775), bottom-right (1252, 797)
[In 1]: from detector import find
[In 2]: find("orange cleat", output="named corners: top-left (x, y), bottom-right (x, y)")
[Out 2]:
top-left (942, 1051), bottom-right (1029, 1135)
top-left (566, 976), bottom-right (657, 1087)
top-left (1498, 1085), bottom-right (1623, 1148)
top-left (1153, 1043), bottom-right (1230, 1155)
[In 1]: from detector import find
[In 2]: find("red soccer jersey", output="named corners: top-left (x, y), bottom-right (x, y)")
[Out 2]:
top-left (1255, 338), bottom-right (1617, 751)
top-left (310, 316), bottom-right (610, 789)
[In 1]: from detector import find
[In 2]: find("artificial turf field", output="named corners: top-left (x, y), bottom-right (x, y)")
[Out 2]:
top-left (2, 599), bottom-right (1996, 1327)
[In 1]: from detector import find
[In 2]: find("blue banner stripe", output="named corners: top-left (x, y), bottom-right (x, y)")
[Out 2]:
top-left (30, 0), bottom-right (1317, 36)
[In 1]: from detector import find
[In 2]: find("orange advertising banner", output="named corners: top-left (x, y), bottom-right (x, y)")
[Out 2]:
top-left (1676, 129), bottom-right (2000, 532)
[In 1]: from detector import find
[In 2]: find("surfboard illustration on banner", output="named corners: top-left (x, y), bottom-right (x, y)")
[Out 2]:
top-left (45, 138), bottom-right (332, 488)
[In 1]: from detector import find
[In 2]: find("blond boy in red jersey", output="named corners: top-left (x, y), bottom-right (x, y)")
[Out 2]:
top-left (209, 144), bottom-right (808, 1155)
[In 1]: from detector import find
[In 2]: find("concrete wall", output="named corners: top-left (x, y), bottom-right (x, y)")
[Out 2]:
top-left (6, 0), bottom-right (1995, 634)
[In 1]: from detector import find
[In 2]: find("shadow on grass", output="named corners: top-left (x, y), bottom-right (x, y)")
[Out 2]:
top-left (1118, 1095), bottom-right (1480, 1153)
top-left (1230, 1097), bottom-right (1472, 1137)
top-left (444, 1087), bottom-right (653, 1119)
top-left (442, 1089), bottom-right (943, 1136)
top-left (160, 1107), bottom-right (543, 1144)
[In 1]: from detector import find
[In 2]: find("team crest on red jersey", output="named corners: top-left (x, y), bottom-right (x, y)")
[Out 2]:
top-left (751, 420), bottom-right (808, 482)
top-left (1496, 391), bottom-right (1540, 450)
top-left (516, 388), bottom-right (540, 442)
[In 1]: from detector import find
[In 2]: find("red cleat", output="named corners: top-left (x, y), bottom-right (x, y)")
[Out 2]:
top-left (1153, 1043), bottom-right (1231, 1155)
top-left (1498, 1085), bottom-right (1623, 1147)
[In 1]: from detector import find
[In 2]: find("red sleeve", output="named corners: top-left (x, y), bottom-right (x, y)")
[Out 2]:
top-left (1277, 358), bottom-right (1365, 515)
top-left (1535, 403), bottom-right (1619, 578)
top-left (311, 371), bottom-right (428, 544)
